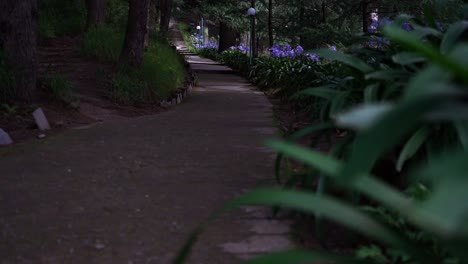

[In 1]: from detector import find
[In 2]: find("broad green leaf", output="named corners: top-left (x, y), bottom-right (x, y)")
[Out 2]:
top-left (365, 70), bottom-right (411, 81)
top-left (293, 85), bottom-right (338, 100)
top-left (266, 140), bottom-right (454, 239)
top-left (330, 90), bottom-right (352, 117)
top-left (314, 49), bottom-right (374, 73)
top-left (393, 52), bottom-right (427, 65)
top-left (417, 151), bottom-right (468, 237)
top-left (404, 65), bottom-right (453, 101)
top-left (243, 250), bottom-right (368, 264)
top-left (441, 21), bottom-right (468, 53)
top-left (335, 103), bottom-right (394, 131)
top-left (341, 97), bottom-right (439, 181)
top-left (411, 24), bottom-right (443, 39)
top-left (275, 123), bottom-right (334, 184)
top-left (454, 121), bottom-right (468, 151)
top-left (396, 127), bottom-right (431, 172)
top-left (383, 26), bottom-right (468, 84)
top-left (364, 84), bottom-right (380, 103)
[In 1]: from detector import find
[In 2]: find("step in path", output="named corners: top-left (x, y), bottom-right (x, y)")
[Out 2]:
top-left (0, 31), bottom-right (292, 264)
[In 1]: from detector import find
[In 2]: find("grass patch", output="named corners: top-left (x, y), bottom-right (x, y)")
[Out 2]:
top-left (38, 0), bottom-right (86, 38)
top-left (80, 26), bottom-right (125, 62)
top-left (178, 22), bottom-right (196, 52)
top-left (40, 74), bottom-right (79, 108)
top-left (109, 40), bottom-right (187, 105)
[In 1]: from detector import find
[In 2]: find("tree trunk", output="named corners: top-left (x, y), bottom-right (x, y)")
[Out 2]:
top-left (251, 0), bottom-right (257, 58)
top-left (322, 0), bottom-right (326, 23)
top-left (86, 0), bottom-right (107, 29)
top-left (218, 22), bottom-right (237, 52)
top-left (268, 0), bottom-right (273, 48)
top-left (159, 0), bottom-right (172, 34)
top-left (120, 0), bottom-right (150, 67)
top-left (0, 0), bottom-right (38, 102)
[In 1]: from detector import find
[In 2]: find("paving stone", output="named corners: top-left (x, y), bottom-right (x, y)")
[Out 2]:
top-left (32, 107), bottom-right (51, 130)
top-left (0, 129), bottom-right (13, 145)
top-left (221, 235), bottom-right (293, 254)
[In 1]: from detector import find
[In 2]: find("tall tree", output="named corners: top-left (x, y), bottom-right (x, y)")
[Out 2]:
top-left (268, 0), bottom-right (273, 48)
top-left (160, 0), bottom-right (173, 34)
top-left (218, 21), bottom-right (237, 52)
top-left (0, 0), bottom-right (38, 102)
top-left (85, 0), bottom-right (107, 29)
top-left (251, 0), bottom-right (257, 58)
top-left (120, 0), bottom-right (150, 67)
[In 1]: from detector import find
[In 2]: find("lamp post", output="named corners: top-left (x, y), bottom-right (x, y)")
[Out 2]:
top-left (248, 7), bottom-right (256, 64)
top-left (196, 25), bottom-right (201, 44)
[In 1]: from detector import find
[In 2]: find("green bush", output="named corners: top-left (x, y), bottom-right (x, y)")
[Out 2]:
top-left (219, 49), bottom-right (250, 73)
top-left (300, 24), bottom-right (360, 49)
top-left (109, 40), bottom-right (187, 104)
top-left (196, 47), bottom-right (219, 60)
top-left (80, 26), bottom-right (125, 62)
top-left (0, 51), bottom-right (15, 104)
top-left (38, 0), bottom-right (86, 38)
top-left (41, 74), bottom-right (78, 107)
top-left (106, 0), bottom-right (129, 31)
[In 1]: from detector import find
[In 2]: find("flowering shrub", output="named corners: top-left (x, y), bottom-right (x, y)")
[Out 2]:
top-left (229, 44), bottom-right (249, 53)
top-left (194, 40), bottom-right (219, 60)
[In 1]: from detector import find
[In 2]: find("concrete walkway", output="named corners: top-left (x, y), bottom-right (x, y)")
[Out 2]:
top-left (0, 42), bottom-right (292, 263)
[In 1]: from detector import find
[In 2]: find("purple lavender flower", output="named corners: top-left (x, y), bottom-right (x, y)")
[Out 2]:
top-left (306, 53), bottom-right (320, 61)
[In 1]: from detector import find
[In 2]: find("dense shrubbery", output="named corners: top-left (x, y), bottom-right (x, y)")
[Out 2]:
top-left (80, 26), bottom-right (125, 62)
top-left (40, 74), bottom-right (79, 108)
top-left (38, 0), bottom-right (86, 38)
top-left (109, 40), bottom-right (187, 104)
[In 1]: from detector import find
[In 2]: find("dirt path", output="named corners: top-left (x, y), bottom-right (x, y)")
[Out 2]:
top-left (0, 32), bottom-right (292, 263)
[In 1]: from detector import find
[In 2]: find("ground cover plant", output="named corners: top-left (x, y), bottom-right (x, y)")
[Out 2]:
top-left (109, 39), bottom-right (187, 104)
top-left (176, 0), bottom-right (468, 263)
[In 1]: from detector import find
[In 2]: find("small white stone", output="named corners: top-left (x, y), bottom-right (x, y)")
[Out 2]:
top-left (37, 133), bottom-right (46, 139)
top-left (32, 107), bottom-right (51, 130)
top-left (94, 242), bottom-right (105, 250)
top-left (0, 128), bottom-right (13, 145)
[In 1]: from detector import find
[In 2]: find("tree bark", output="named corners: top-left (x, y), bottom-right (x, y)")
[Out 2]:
top-left (86, 0), bottom-right (107, 29)
top-left (218, 22), bottom-right (237, 52)
top-left (322, 0), bottom-right (326, 23)
top-left (268, 0), bottom-right (273, 48)
top-left (120, 0), bottom-right (150, 67)
top-left (0, 0), bottom-right (38, 102)
top-left (159, 0), bottom-right (172, 34)
top-left (251, 0), bottom-right (257, 58)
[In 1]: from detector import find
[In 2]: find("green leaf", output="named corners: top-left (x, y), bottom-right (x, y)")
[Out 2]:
top-left (341, 97), bottom-right (439, 181)
top-left (314, 49), bottom-right (374, 73)
top-left (417, 151), bottom-right (468, 237)
top-left (454, 121), bottom-right (468, 151)
top-left (393, 52), bottom-right (427, 65)
top-left (243, 250), bottom-right (368, 264)
top-left (365, 69), bottom-right (411, 81)
top-left (228, 188), bottom-right (409, 248)
top-left (335, 103), bottom-right (394, 131)
top-left (403, 65), bottom-right (453, 101)
top-left (441, 21), bottom-right (468, 53)
top-left (364, 84), bottom-right (380, 103)
top-left (396, 127), bottom-right (431, 172)
top-left (383, 26), bottom-right (468, 84)
top-left (293, 85), bottom-right (338, 100)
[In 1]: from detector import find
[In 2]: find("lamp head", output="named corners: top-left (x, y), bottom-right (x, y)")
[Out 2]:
top-left (247, 7), bottom-right (256, 16)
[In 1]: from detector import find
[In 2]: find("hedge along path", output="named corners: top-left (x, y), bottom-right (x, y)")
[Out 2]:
top-left (0, 25), bottom-right (292, 264)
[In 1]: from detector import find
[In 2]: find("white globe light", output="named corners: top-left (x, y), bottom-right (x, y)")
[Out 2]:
top-left (196, 25), bottom-right (201, 30)
top-left (247, 7), bottom-right (256, 16)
